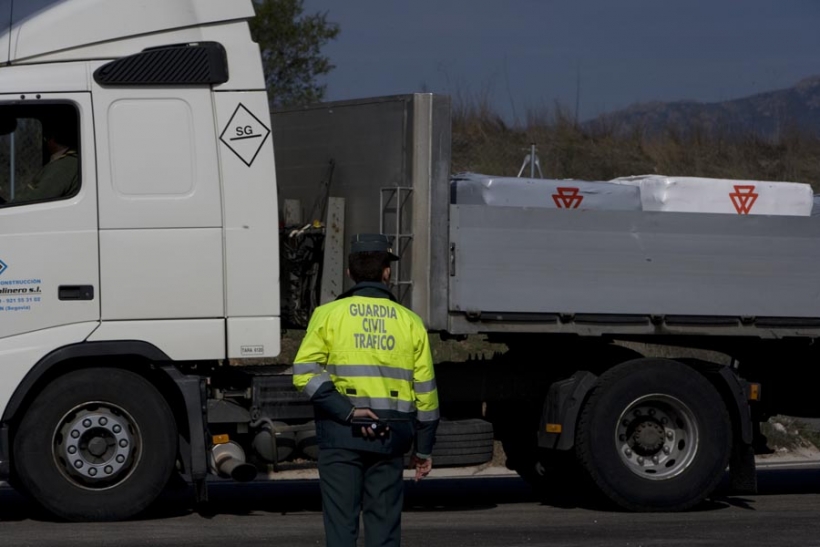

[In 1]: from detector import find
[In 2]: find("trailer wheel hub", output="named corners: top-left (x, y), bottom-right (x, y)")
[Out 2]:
top-left (53, 402), bottom-right (140, 490)
top-left (632, 421), bottom-right (664, 454)
top-left (87, 436), bottom-right (108, 458)
top-left (615, 394), bottom-right (699, 480)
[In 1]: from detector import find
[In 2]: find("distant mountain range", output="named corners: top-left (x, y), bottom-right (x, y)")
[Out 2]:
top-left (584, 76), bottom-right (820, 139)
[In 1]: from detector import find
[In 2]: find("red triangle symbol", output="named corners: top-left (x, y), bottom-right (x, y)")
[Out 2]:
top-left (729, 185), bottom-right (758, 214)
top-left (552, 187), bottom-right (583, 209)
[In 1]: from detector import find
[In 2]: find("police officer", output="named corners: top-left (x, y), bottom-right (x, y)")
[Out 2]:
top-left (0, 117), bottom-right (79, 206)
top-left (16, 120), bottom-right (79, 204)
top-left (293, 233), bottom-right (440, 547)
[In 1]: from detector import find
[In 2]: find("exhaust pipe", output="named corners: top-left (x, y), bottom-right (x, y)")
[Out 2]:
top-left (210, 441), bottom-right (257, 482)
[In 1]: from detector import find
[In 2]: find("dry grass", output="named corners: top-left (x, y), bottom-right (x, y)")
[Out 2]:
top-left (760, 415), bottom-right (820, 453)
top-left (451, 98), bottom-right (820, 190)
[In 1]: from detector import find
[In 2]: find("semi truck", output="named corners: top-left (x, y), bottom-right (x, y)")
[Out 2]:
top-left (0, 0), bottom-right (816, 522)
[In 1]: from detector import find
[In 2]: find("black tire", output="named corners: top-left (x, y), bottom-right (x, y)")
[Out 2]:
top-left (404, 419), bottom-right (494, 467)
top-left (436, 419), bottom-right (493, 437)
top-left (432, 437), bottom-right (494, 450)
top-left (13, 368), bottom-right (178, 521)
top-left (480, 343), bottom-right (646, 495)
top-left (575, 359), bottom-right (732, 512)
top-left (432, 446), bottom-right (494, 457)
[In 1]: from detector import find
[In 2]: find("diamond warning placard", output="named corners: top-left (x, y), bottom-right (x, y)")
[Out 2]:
top-left (219, 104), bottom-right (271, 167)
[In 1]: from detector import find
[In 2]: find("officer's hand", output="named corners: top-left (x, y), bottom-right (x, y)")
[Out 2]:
top-left (351, 408), bottom-right (388, 438)
top-left (411, 455), bottom-right (432, 482)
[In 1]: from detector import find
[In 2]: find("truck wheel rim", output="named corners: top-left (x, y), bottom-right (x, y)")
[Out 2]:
top-left (53, 401), bottom-right (141, 490)
top-left (615, 393), bottom-right (699, 481)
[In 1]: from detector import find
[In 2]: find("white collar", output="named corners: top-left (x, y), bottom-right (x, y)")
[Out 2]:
top-left (50, 146), bottom-right (70, 162)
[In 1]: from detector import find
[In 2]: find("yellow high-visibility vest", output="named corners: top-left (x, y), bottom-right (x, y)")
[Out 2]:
top-left (293, 295), bottom-right (439, 423)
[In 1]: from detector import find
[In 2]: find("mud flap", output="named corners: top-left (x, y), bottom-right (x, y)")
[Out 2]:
top-left (729, 441), bottom-right (757, 495)
top-left (714, 366), bottom-right (757, 495)
top-left (538, 371), bottom-right (597, 450)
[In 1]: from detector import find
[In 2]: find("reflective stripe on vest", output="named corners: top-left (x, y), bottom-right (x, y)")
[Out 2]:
top-left (347, 395), bottom-right (416, 413)
top-left (304, 371), bottom-right (332, 398)
top-left (414, 378), bottom-right (437, 393)
top-left (417, 408), bottom-right (441, 422)
top-left (326, 364), bottom-right (413, 382)
top-left (293, 362), bottom-right (322, 375)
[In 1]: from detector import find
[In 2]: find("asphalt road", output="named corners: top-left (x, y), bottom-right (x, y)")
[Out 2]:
top-left (2, 462), bottom-right (820, 547)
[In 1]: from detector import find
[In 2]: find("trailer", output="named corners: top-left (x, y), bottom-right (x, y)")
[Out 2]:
top-left (271, 93), bottom-right (820, 512)
top-left (0, 0), bottom-right (817, 522)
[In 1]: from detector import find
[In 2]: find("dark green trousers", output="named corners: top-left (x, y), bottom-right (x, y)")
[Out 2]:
top-left (317, 448), bottom-right (404, 547)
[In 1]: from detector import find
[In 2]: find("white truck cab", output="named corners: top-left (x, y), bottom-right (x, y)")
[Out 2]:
top-left (0, 0), bottom-right (280, 398)
top-left (0, 0), bottom-right (281, 520)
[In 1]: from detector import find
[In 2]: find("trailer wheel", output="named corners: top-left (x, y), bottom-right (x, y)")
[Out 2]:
top-left (13, 368), bottom-right (177, 521)
top-left (576, 359), bottom-right (731, 512)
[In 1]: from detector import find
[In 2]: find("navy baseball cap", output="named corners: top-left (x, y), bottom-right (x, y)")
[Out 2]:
top-left (350, 233), bottom-right (399, 261)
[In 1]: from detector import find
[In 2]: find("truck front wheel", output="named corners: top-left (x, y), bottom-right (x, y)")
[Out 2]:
top-left (575, 358), bottom-right (731, 512)
top-left (13, 367), bottom-right (178, 521)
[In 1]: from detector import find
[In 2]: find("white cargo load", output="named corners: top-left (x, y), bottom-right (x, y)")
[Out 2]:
top-left (609, 175), bottom-right (813, 216)
top-left (450, 172), bottom-right (641, 211)
top-left (812, 194), bottom-right (820, 216)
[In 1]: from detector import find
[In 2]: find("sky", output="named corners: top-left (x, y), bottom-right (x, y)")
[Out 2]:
top-left (302, 0), bottom-right (820, 124)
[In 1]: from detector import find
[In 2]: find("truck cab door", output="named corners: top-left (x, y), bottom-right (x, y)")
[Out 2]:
top-left (0, 94), bottom-right (99, 340)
